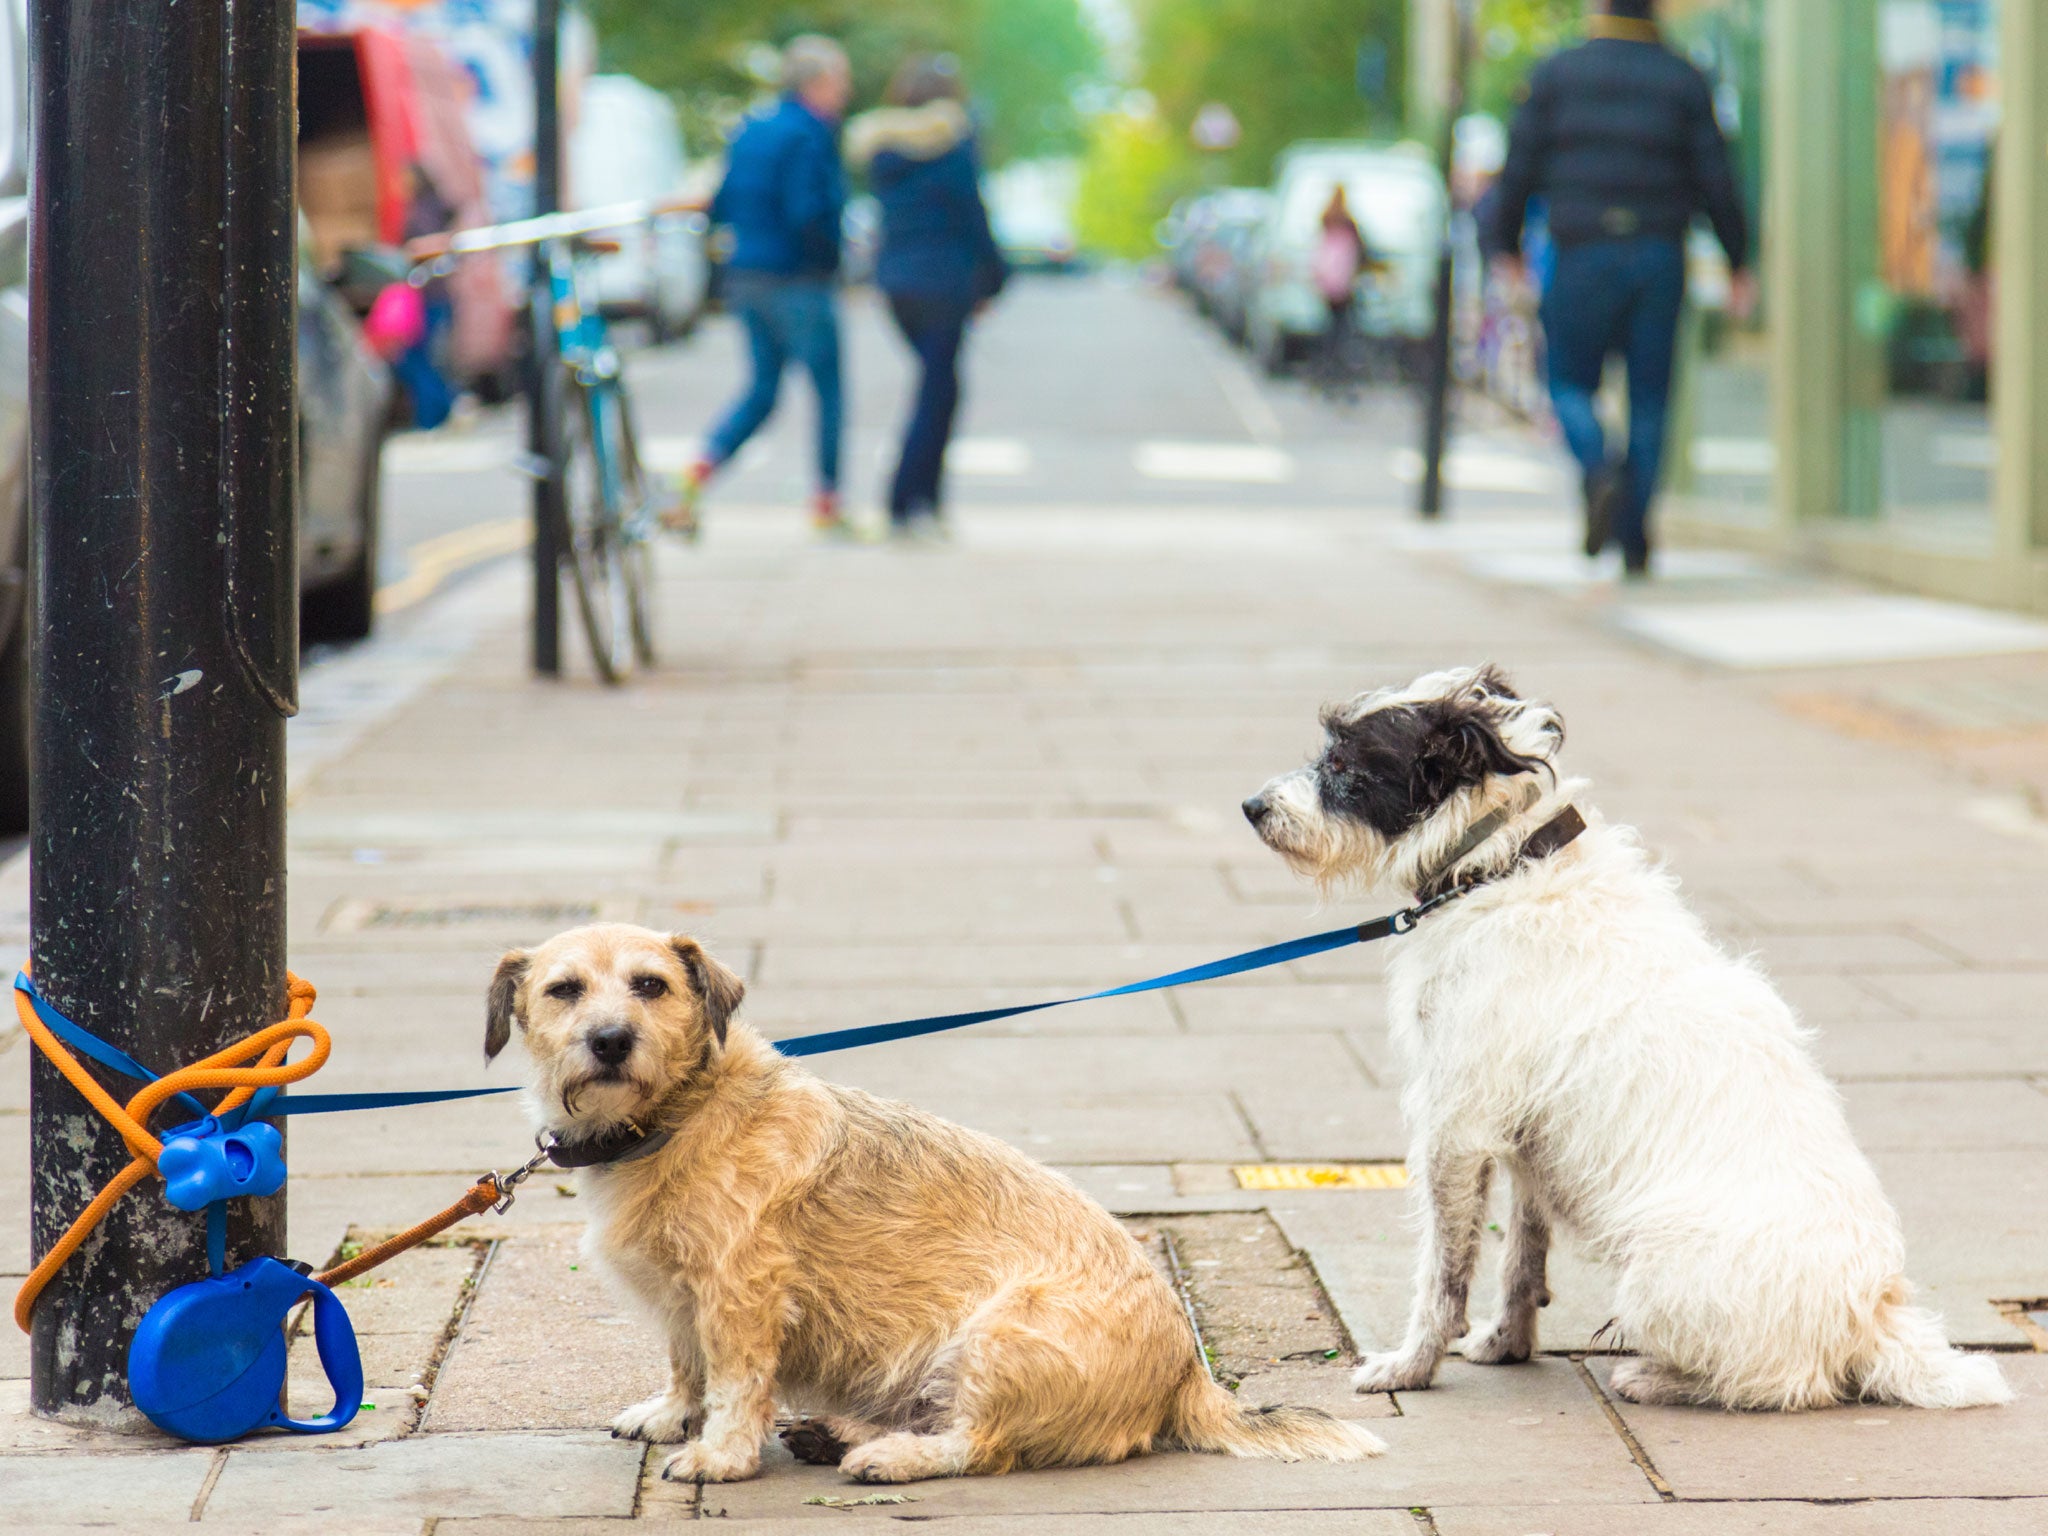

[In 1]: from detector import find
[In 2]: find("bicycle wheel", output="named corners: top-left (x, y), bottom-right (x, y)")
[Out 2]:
top-left (598, 383), bottom-right (659, 668)
top-left (557, 372), bottom-right (635, 683)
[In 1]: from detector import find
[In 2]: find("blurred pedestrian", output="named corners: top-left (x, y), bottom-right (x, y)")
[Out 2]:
top-left (1310, 185), bottom-right (1367, 392)
top-left (1484, 0), bottom-right (1752, 577)
top-left (672, 35), bottom-right (852, 538)
top-left (847, 54), bottom-right (1007, 540)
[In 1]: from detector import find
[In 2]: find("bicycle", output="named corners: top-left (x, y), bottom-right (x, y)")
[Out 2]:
top-left (410, 200), bottom-right (684, 683)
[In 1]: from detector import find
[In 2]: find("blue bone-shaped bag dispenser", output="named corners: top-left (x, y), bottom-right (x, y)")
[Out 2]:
top-left (155, 1117), bottom-right (287, 1211)
top-left (129, 1256), bottom-right (362, 1443)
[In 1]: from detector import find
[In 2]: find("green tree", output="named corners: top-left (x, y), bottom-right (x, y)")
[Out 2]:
top-left (1073, 107), bottom-right (1180, 258)
top-left (1136, 0), bottom-right (1409, 186)
top-left (1469, 0), bottom-right (1583, 122)
top-left (582, 0), bottom-right (1102, 164)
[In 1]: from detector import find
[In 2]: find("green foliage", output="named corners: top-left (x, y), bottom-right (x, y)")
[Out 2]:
top-left (1137, 0), bottom-right (1408, 184)
top-left (1073, 109), bottom-right (1180, 259)
top-left (1470, 0), bottom-right (1583, 121)
top-left (582, 0), bottom-right (1102, 163)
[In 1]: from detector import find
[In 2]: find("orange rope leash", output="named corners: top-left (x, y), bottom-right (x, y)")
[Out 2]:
top-left (12, 973), bottom-right (330, 1333)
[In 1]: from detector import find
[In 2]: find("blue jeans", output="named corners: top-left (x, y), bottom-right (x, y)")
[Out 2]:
top-left (1539, 238), bottom-right (1686, 562)
top-left (706, 273), bottom-right (842, 491)
top-left (885, 291), bottom-right (974, 520)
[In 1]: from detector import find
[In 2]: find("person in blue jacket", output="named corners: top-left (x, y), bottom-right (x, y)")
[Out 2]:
top-left (847, 54), bottom-right (1007, 539)
top-left (674, 35), bottom-right (852, 537)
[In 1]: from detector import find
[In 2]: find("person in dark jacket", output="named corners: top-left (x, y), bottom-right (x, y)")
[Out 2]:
top-left (846, 54), bottom-right (1007, 539)
top-left (1484, 0), bottom-right (1753, 576)
top-left (673, 35), bottom-right (852, 537)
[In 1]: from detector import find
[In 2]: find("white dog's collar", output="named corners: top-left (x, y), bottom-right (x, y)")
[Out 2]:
top-left (1416, 804), bottom-right (1585, 904)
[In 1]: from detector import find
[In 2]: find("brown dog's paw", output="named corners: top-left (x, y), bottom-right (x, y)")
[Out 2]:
top-left (781, 1418), bottom-right (851, 1466)
top-left (661, 1442), bottom-right (760, 1483)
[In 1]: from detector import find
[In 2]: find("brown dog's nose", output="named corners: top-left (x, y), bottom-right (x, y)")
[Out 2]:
top-left (1242, 795), bottom-right (1271, 827)
top-left (587, 1024), bottom-right (636, 1067)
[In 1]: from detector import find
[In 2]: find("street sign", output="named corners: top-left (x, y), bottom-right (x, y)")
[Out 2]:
top-left (1190, 102), bottom-right (1240, 152)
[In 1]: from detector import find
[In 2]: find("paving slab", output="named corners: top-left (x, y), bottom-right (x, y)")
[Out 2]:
top-left (1843, 1078), bottom-right (2048, 1151)
top-left (691, 1358), bottom-right (1647, 1518)
top-left (1849, 969), bottom-right (2048, 1022)
top-left (1875, 1148), bottom-right (2048, 1343)
top-left (1590, 1353), bottom-right (2048, 1501)
top-left (804, 1032), bottom-right (1369, 1101)
top-left (1272, 1190), bottom-right (1623, 1356)
top-left (203, 1430), bottom-right (644, 1521)
top-left (1436, 1501), bottom-right (2048, 1536)
top-left (1236, 1082), bottom-right (1407, 1161)
top-left (1813, 1015), bottom-right (2048, 1079)
top-left (454, 1515), bottom-right (1422, 1535)
top-left (425, 1227), bottom-right (663, 1432)
top-left (0, 1450), bottom-right (218, 1526)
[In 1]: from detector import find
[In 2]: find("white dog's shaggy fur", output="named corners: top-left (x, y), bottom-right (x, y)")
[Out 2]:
top-left (1243, 665), bottom-right (2011, 1412)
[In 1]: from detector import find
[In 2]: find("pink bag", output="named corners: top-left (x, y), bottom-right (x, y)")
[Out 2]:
top-left (1312, 226), bottom-right (1361, 304)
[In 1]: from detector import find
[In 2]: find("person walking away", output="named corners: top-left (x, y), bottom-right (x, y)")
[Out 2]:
top-left (1483, 0), bottom-right (1752, 577)
top-left (672, 35), bottom-right (852, 538)
top-left (846, 54), bottom-right (1007, 540)
top-left (1311, 185), bottom-right (1367, 392)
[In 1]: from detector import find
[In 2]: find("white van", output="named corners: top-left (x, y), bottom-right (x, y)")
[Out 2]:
top-left (570, 74), bottom-right (708, 340)
top-left (1245, 141), bottom-right (1447, 374)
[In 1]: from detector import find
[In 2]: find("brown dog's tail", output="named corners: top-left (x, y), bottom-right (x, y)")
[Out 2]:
top-left (1164, 1370), bottom-right (1386, 1460)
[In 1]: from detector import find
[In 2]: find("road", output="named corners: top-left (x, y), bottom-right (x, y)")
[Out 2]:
top-left (357, 271), bottom-right (1567, 645)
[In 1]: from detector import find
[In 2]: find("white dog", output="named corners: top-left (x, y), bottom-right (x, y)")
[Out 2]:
top-left (1242, 665), bottom-right (2010, 1412)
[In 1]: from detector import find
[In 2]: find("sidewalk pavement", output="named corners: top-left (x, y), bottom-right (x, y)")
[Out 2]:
top-left (1, 287), bottom-right (2045, 1532)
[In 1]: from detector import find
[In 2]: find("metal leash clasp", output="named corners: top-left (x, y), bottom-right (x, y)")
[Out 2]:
top-left (489, 1137), bottom-right (557, 1215)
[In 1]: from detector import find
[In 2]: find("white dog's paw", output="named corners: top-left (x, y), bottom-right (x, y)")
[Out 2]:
top-left (1352, 1349), bottom-right (1438, 1393)
top-left (611, 1393), bottom-right (699, 1443)
top-left (1461, 1316), bottom-right (1535, 1366)
top-left (660, 1442), bottom-right (761, 1483)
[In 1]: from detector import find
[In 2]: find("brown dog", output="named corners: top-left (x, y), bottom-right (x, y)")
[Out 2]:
top-left (485, 923), bottom-right (1384, 1484)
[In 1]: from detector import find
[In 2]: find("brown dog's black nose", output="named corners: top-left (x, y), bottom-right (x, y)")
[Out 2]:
top-left (587, 1024), bottom-right (636, 1067)
top-left (1242, 795), bottom-right (1271, 827)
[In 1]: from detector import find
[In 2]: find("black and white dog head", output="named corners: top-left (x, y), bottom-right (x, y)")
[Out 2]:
top-left (1242, 665), bottom-right (1563, 893)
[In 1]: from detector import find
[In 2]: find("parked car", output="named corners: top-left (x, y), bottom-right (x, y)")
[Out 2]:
top-left (1243, 141), bottom-right (1446, 375)
top-left (1183, 187), bottom-right (1272, 338)
top-left (0, 210), bottom-right (390, 832)
top-left (296, 214), bottom-right (395, 647)
top-left (569, 74), bottom-right (710, 340)
top-left (298, 27), bottom-right (517, 401)
top-left (987, 158), bottom-right (1082, 273)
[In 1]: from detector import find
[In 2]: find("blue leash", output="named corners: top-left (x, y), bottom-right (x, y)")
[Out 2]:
top-left (12, 894), bottom-right (1444, 1120)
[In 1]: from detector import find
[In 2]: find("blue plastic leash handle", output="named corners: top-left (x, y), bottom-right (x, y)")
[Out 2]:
top-left (129, 1255), bottom-right (362, 1443)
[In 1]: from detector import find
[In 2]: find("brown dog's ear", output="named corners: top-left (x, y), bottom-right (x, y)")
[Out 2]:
top-left (486, 950), bottom-right (530, 1063)
top-left (669, 936), bottom-right (745, 1048)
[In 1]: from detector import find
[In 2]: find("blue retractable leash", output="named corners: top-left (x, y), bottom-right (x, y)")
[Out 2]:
top-left (12, 883), bottom-right (1463, 1445)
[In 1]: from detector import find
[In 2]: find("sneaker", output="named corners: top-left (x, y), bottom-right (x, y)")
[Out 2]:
top-left (1583, 464), bottom-right (1623, 558)
top-left (811, 491), bottom-right (854, 540)
top-left (892, 510), bottom-right (949, 544)
top-left (1622, 540), bottom-right (1653, 580)
top-left (662, 458), bottom-right (712, 541)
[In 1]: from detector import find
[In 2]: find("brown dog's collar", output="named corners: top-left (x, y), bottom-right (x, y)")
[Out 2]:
top-left (1417, 805), bottom-right (1586, 904)
top-left (542, 1121), bottom-right (674, 1170)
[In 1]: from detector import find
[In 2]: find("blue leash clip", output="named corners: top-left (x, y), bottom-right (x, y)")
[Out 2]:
top-left (129, 1256), bottom-right (362, 1443)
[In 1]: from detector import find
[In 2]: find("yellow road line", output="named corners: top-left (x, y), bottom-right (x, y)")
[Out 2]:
top-left (1232, 1163), bottom-right (1410, 1191)
top-left (374, 516), bottom-right (531, 615)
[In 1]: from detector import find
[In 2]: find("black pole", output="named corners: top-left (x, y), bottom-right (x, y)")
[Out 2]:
top-left (529, 0), bottom-right (563, 676)
top-left (1417, 0), bottom-right (1471, 520)
top-left (28, 0), bottom-right (296, 1419)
